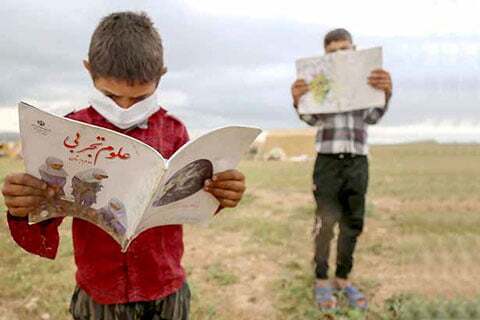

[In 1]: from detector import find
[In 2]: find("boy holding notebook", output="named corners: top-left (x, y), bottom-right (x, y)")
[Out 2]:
top-left (291, 28), bottom-right (393, 310)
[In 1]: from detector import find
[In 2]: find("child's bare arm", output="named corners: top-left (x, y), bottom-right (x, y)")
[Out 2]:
top-left (203, 170), bottom-right (246, 209)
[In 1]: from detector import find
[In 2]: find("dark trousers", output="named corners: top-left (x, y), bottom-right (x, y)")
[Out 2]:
top-left (312, 153), bottom-right (369, 280)
top-left (69, 283), bottom-right (190, 320)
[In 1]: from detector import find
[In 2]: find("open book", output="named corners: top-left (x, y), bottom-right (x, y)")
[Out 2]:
top-left (296, 47), bottom-right (385, 114)
top-left (19, 102), bottom-right (261, 251)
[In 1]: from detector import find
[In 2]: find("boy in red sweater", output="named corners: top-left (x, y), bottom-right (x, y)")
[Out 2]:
top-left (1, 12), bottom-right (246, 320)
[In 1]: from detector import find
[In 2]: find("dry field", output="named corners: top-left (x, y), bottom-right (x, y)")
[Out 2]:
top-left (1, 143), bottom-right (480, 319)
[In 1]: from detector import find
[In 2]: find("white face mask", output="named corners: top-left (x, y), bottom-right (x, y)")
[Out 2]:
top-left (89, 88), bottom-right (160, 130)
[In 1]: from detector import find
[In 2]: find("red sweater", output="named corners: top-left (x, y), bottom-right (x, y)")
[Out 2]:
top-left (7, 107), bottom-right (190, 304)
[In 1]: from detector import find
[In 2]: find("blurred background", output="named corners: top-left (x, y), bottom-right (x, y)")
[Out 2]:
top-left (1, 0), bottom-right (480, 140)
top-left (0, 1), bottom-right (479, 319)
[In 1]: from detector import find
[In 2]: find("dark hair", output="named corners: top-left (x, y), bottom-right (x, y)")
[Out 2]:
top-left (323, 28), bottom-right (353, 48)
top-left (88, 11), bottom-right (164, 85)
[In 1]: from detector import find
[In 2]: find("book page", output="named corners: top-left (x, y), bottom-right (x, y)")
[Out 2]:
top-left (296, 47), bottom-right (385, 114)
top-left (132, 126), bottom-right (262, 238)
top-left (19, 102), bottom-right (165, 246)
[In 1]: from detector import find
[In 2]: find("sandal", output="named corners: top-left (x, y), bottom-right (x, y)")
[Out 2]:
top-left (342, 285), bottom-right (368, 310)
top-left (314, 285), bottom-right (337, 311)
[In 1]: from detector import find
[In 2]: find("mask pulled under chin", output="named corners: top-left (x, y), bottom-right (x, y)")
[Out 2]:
top-left (89, 89), bottom-right (160, 130)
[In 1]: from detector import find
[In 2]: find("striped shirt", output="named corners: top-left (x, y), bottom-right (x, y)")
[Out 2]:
top-left (297, 103), bottom-right (389, 155)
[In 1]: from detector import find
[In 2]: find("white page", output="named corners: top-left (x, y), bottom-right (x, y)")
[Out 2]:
top-left (132, 126), bottom-right (262, 239)
top-left (19, 102), bottom-right (165, 245)
top-left (296, 47), bottom-right (385, 114)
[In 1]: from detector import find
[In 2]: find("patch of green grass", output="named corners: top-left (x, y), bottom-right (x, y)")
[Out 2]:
top-left (397, 211), bottom-right (480, 235)
top-left (248, 218), bottom-right (292, 246)
top-left (239, 161), bottom-right (314, 193)
top-left (273, 262), bottom-right (374, 320)
top-left (273, 265), bottom-right (323, 320)
top-left (206, 263), bottom-right (239, 286)
top-left (383, 293), bottom-right (480, 320)
top-left (392, 233), bottom-right (479, 265)
top-left (274, 262), bottom-right (480, 320)
top-left (216, 215), bottom-right (293, 247)
top-left (369, 145), bottom-right (480, 200)
top-left (0, 221), bottom-right (75, 319)
top-left (289, 205), bottom-right (315, 221)
top-left (358, 243), bottom-right (387, 256)
top-left (364, 201), bottom-right (376, 218)
top-left (189, 282), bottom-right (222, 320)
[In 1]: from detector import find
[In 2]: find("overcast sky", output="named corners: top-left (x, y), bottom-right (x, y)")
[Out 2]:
top-left (1, 0), bottom-right (479, 136)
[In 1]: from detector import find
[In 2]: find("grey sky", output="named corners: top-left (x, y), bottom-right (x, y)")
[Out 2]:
top-left (1, 0), bottom-right (479, 133)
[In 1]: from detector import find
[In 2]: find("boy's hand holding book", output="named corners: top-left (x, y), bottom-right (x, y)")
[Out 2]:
top-left (204, 169), bottom-right (246, 209)
top-left (2, 173), bottom-right (55, 217)
top-left (367, 68), bottom-right (392, 100)
top-left (291, 79), bottom-right (309, 108)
